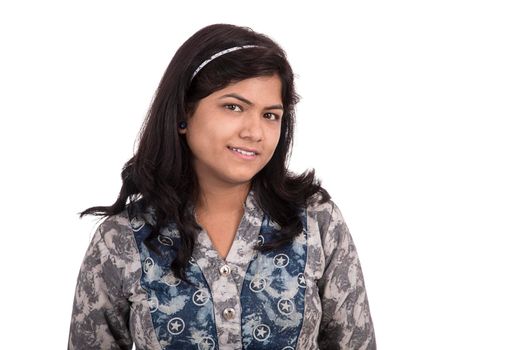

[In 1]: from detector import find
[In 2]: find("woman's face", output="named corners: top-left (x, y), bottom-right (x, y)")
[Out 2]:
top-left (180, 74), bottom-right (284, 189)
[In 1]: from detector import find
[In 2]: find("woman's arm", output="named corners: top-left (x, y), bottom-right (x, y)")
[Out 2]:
top-left (317, 202), bottom-right (377, 349)
top-left (68, 220), bottom-right (133, 350)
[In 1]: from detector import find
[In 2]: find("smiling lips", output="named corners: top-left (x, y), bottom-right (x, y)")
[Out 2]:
top-left (227, 146), bottom-right (259, 159)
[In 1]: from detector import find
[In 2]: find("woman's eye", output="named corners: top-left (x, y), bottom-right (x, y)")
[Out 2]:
top-left (265, 113), bottom-right (280, 121)
top-left (224, 104), bottom-right (242, 112)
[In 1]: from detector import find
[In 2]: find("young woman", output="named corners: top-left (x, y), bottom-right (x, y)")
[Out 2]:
top-left (68, 24), bottom-right (376, 350)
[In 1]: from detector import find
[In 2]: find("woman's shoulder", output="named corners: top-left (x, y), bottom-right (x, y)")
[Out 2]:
top-left (77, 204), bottom-right (144, 303)
top-left (91, 200), bottom-right (150, 261)
top-left (306, 190), bottom-right (334, 211)
top-left (305, 190), bottom-right (336, 233)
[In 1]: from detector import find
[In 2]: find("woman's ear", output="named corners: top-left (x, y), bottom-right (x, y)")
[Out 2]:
top-left (179, 105), bottom-right (195, 134)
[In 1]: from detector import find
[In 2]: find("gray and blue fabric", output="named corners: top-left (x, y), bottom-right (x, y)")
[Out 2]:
top-left (68, 190), bottom-right (376, 349)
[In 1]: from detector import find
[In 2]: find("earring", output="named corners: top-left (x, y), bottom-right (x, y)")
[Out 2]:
top-left (178, 121), bottom-right (187, 129)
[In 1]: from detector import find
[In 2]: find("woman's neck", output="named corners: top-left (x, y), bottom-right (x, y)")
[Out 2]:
top-left (196, 181), bottom-right (251, 216)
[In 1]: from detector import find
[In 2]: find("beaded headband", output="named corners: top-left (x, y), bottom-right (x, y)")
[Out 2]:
top-left (190, 45), bottom-right (262, 82)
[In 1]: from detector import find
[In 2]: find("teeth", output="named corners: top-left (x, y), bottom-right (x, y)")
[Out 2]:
top-left (231, 147), bottom-right (255, 156)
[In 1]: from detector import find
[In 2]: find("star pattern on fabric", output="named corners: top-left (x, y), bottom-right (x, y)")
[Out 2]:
top-left (170, 321), bottom-right (181, 331)
top-left (297, 273), bottom-right (307, 288)
top-left (249, 277), bottom-right (267, 293)
top-left (167, 317), bottom-right (185, 335)
top-left (257, 328), bottom-right (267, 337)
top-left (277, 298), bottom-right (294, 315)
top-left (253, 324), bottom-right (270, 341)
top-left (157, 235), bottom-right (174, 246)
top-left (130, 216), bottom-right (145, 231)
top-left (193, 289), bottom-right (210, 306)
top-left (198, 337), bottom-right (215, 350)
top-left (143, 257), bottom-right (154, 273)
top-left (273, 253), bottom-right (289, 268)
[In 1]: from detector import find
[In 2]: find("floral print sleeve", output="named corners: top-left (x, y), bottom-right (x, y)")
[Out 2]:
top-left (316, 202), bottom-right (377, 349)
top-left (68, 220), bottom-right (134, 350)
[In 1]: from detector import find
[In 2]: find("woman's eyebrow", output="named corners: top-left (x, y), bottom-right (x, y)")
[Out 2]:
top-left (219, 93), bottom-right (284, 110)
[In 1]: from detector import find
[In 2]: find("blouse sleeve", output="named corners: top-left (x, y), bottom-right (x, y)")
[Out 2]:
top-left (317, 202), bottom-right (377, 349)
top-left (68, 220), bottom-right (133, 350)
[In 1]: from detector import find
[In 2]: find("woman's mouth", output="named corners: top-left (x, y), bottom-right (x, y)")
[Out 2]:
top-left (227, 146), bottom-right (258, 159)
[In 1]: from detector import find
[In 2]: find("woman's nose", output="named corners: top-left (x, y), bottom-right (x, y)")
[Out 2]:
top-left (239, 112), bottom-right (263, 141)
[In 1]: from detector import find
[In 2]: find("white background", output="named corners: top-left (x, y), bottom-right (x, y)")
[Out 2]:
top-left (1, 1), bottom-right (523, 349)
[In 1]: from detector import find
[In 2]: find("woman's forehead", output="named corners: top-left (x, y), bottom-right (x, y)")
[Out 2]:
top-left (209, 75), bottom-right (283, 102)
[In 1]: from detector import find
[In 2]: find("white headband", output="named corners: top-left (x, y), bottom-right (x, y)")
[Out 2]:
top-left (190, 45), bottom-right (262, 82)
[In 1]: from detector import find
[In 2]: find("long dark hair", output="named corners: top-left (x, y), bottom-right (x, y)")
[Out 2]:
top-left (79, 23), bottom-right (330, 281)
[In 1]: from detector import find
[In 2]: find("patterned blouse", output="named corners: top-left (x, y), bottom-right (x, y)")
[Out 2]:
top-left (68, 190), bottom-right (376, 349)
